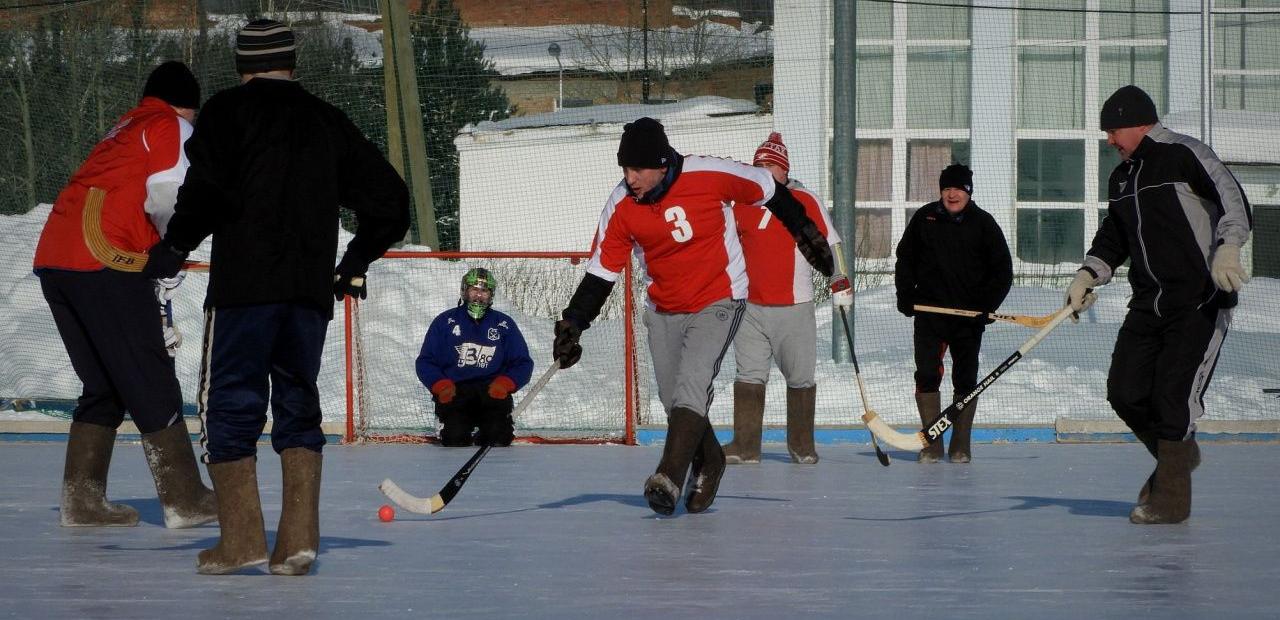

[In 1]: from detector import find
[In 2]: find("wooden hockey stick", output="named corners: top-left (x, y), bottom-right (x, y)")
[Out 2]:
top-left (379, 361), bottom-right (561, 515)
top-left (836, 306), bottom-right (890, 466)
top-left (913, 304), bottom-right (1055, 329)
top-left (81, 187), bottom-right (207, 272)
top-left (865, 305), bottom-right (1077, 452)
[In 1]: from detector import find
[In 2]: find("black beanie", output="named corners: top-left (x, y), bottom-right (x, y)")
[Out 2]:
top-left (236, 19), bottom-right (297, 75)
top-left (1100, 85), bottom-right (1158, 130)
top-left (939, 163), bottom-right (973, 194)
top-left (617, 117), bottom-right (674, 168)
top-left (142, 61), bottom-right (200, 109)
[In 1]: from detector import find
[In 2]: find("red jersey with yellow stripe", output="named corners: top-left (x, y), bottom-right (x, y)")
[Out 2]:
top-left (586, 156), bottom-right (775, 313)
top-left (33, 97), bottom-right (191, 272)
top-left (733, 181), bottom-right (840, 305)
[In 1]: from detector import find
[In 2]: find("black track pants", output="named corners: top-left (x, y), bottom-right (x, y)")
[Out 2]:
top-left (1107, 305), bottom-right (1231, 441)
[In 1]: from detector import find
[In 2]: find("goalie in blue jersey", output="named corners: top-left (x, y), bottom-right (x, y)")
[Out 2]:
top-left (416, 268), bottom-right (534, 446)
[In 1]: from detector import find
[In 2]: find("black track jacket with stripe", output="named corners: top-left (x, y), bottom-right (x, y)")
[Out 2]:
top-left (163, 77), bottom-right (410, 318)
top-left (1085, 124), bottom-right (1252, 316)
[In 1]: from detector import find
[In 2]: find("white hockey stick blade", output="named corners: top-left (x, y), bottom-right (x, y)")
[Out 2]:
top-left (379, 478), bottom-right (444, 515)
top-left (862, 412), bottom-right (927, 452)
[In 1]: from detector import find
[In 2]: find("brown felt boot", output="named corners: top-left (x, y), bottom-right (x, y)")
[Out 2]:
top-left (1130, 439), bottom-right (1194, 525)
top-left (786, 386), bottom-right (818, 464)
top-left (60, 421), bottom-right (139, 527)
top-left (644, 408), bottom-right (704, 515)
top-left (915, 392), bottom-right (944, 464)
top-left (947, 397), bottom-right (977, 463)
top-left (271, 448), bottom-right (322, 575)
top-left (724, 382), bottom-right (764, 464)
top-left (1136, 432), bottom-right (1200, 504)
top-left (197, 457), bottom-right (268, 574)
top-left (141, 423), bottom-right (217, 529)
top-left (686, 417), bottom-right (726, 514)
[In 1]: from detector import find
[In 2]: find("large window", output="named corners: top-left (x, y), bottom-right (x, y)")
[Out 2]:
top-left (856, 0), bottom-right (892, 39)
top-left (1099, 47), bottom-right (1168, 115)
top-left (1017, 209), bottom-right (1084, 264)
top-left (907, 140), bottom-right (970, 202)
top-left (1018, 140), bottom-right (1084, 201)
top-left (1099, 0), bottom-right (1168, 39)
top-left (1019, 0), bottom-right (1085, 39)
top-left (855, 140), bottom-right (892, 202)
top-left (1098, 141), bottom-right (1125, 201)
top-left (857, 47), bottom-right (893, 129)
top-left (1214, 5), bottom-right (1280, 113)
top-left (1018, 48), bottom-right (1085, 129)
top-left (852, 209), bottom-right (893, 259)
top-left (906, 0), bottom-right (970, 40)
top-left (907, 47), bottom-right (971, 129)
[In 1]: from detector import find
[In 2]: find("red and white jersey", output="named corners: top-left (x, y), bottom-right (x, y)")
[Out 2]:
top-left (585, 155), bottom-right (776, 313)
top-left (33, 97), bottom-right (192, 272)
top-left (733, 181), bottom-right (839, 305)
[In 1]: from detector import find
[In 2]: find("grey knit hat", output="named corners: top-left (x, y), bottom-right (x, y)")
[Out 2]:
top-left (235, 19), bottom-right (296, 75)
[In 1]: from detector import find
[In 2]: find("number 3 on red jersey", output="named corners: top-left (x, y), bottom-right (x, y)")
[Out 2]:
top-left (664, 206), bottom-right (693, 242)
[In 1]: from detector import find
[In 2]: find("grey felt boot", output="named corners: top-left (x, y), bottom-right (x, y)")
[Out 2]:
top-left (723, 382), bottom-right (764, 464)
top-left (141, 423), bottom-right (217, 529)
top-left (915, 392), bottom-right (944, 464)
top-left (644, 408), bottom-right (705, 515)
top-left (786, 386), bottom-right (818, 464)
top-left (197, 457), bottom-right (268, 574)
top-left (60, 421), bottom-right (138, 527)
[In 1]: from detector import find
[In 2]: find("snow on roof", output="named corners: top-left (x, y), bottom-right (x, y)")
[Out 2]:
top-left (1162, 109), bottom-right (1280, 164)
top-left (462, 95), bottom-right (759, 135)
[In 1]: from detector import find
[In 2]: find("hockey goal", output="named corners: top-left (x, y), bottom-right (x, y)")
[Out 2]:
top-left (344, 251), bottom-right (645, 444)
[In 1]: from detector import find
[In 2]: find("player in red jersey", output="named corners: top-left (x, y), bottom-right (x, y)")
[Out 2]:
top-left (32, 61), bottom-right (216, 529)
top-left (723, 133), bottom-right (851, 465)
top-left (551, 118), bottom-right (833, 515)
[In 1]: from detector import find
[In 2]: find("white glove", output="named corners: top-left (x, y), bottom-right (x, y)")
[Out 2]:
top-left (154, 272), bottom-right (185, 303)
top-left (1210, 244), bottom-right (1248, 293)
top-left (1065, 270), bottom-right (1098, 314)
top-left (160, 300), bottom-right (182, 357)
top-left (829, 275), bottom-right (853, 307)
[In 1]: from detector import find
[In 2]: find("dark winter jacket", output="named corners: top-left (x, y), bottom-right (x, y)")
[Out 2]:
top-left (895, 200), bottom-right (1013, 316)
top-left (1085, 123), bottom-right (1252, 315)
top-left (416, 306), bottom-right (534, 391)
top-left (163, 77), bottom-right (409, 317)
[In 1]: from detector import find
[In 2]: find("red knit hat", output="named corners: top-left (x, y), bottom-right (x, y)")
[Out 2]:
top-left (753, 132), bottom-right (789, 173)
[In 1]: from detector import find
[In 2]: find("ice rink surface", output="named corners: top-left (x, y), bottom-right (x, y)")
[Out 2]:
top-left (2, 441), bottom-right (1278, 619)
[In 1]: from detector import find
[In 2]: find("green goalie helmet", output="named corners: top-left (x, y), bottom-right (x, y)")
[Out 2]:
top-left (460, 267), bottom-right (496, 320)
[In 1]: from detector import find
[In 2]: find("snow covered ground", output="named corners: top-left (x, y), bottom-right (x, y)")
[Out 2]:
top-left (4, 205), bottom-right (1277, 435)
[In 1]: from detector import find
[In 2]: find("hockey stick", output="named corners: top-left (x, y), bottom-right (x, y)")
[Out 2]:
top-left (913, 304), bottom-right (1054, 329)
top-left (865, 305), bottom-right (1077, 452)
top-left (379, 361), bottom-right (561, 515)
top-left (835, 306), bottom-right (890, 466)
top-left (81, 187), bottom-right (208, 273)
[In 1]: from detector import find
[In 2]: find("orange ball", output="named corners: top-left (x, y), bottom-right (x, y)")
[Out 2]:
top-left (378, 504), bottom-right (395, 522)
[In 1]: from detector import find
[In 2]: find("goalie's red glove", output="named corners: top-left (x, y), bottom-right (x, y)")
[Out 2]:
top-left (431, 379), bottom-right (456, 404)
top-left (488, 375), bottom-right (516, 400)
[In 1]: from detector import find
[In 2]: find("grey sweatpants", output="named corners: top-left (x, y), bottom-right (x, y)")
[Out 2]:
top-left (733, 301), bottom-right (817, 389)
top-left (644, 298), bottom-right (745, 417)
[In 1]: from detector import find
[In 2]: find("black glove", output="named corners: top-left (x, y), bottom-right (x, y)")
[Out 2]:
top-left (897, 297), bottom-right (915, 317)
top-left (792, 220), bottom-right (834, 277)
top-left (141, 240), bottom-right (188, 279)
top-left (553, 319), bottom-right (583, 369)
top-left (333, 272), bottom-right (367, 301)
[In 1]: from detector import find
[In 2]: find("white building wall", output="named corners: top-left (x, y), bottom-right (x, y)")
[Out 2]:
top-left (455, 114), bottom-right (773, 251)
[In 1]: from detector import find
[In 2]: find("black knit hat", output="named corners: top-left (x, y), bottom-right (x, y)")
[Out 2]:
top-left (939, 163), bottom-right (973, 194)
top-left (236, 18), bottom-right (297, 75)
top-left (142, 61), bottom-right (200, 109)
top-left (617, 117), bottom-right (674, 168)
top-left (1100, 85), bottom-right (1158, 130)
